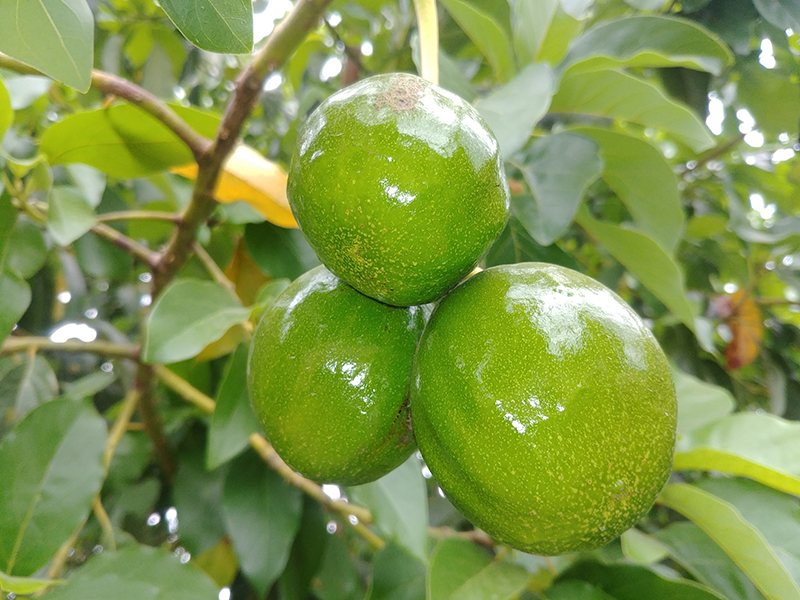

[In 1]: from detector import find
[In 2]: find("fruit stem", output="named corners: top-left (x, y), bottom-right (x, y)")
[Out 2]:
top-left (413, 0), bottom-right (440, 85)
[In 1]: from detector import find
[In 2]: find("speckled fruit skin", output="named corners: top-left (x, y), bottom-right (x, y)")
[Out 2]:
top-left (411, 263), bottom-right (677, 555)
top-left (248, 265), bottom-right (425, 486)
top-left (287, 72), bottom-right (510, 307)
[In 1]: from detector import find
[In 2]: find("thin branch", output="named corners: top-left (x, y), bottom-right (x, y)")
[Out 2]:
top-left (678, 133), bottom-right (746, 174)
top-left (92, 497), bottom-right (116, 552)
top-left (0, 336), bottom-right (139, 359)
top-left (429, 526), bottom-right (495, 547)
top-left (135, 364), bottom-right (177, 480)
top-left (96, 211), bottom-right (181, 224)
top-left (153, 366), bottom-right (376, 527)
top-left (91, 223), bottom-right (161, 268)
top-left (0, 53), bottom-right (209, 160)
top-left (104, 388), bottom-right (143, 468)
top-left (323, 18), bottom-right (368, 75)
top-left (192, 242), bottom-right (238, 296)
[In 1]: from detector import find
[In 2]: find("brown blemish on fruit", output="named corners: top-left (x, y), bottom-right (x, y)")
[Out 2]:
top-left (373, 77), bottom-right (425, 114)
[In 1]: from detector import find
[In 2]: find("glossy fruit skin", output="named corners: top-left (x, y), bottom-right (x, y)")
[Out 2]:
top-left (411, 263), bottom-right (677, 555)
top-left (287, 72), bottom-right (510, 307)
top-left (248, 265), bottom-right (425, 486)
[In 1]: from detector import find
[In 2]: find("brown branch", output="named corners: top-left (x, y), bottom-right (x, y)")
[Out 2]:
top-left (91, 222), bottom-right (161, 268)
top-left (135, 364), bottom-right (177, 480)
top-left (96, 210), bottom-right (181, 224)
top-left (429, 526), bottom-right (496, 548)
top-left (0, 336), bottom-right (139, 359)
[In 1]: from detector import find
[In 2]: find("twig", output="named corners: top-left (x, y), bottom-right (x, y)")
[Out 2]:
top-left (678, 134), bottom-right (746, 174)
top-left (92, 497), bottom-right (116, 552)
top-left (323, 18), bottom-right (368, 75)
top-left (96, 211), bottom-right (181, 224)
top-left (91, 223), bottom-right (161, 268)
top-left (192, 242), bottom-right (238, 296)
top-left (104, 388), bottom-right (143, 468)
top-left (134, 364), bottom-right (177, 480)
top-left (0, 336), bottom-right (139, 359)
top-left (152, 366), bottom-right (377, 528)
top-left (429, 526), bottom-right (496, 547)
top-left (0, 53), bottom-right (209, 159)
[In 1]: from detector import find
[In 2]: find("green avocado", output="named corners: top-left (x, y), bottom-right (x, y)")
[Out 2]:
top-left (411, 263), bottom-right (677, 555)
top-left (287, 72), bottom-right (510, 307)
top-left (248, 265), bottom-right (425, 486)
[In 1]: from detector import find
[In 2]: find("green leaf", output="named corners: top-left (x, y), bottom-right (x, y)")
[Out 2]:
top-left (349, 456), bottom-right (429, 563)
top-left (65, 165), bottom-right (106, 209)
top-left (547, 581), bottom-right (617, 600)
top-left (674, 413), bottom-right (800, 497)
top-left (0, 399), bottom-right (106, 576)
top-left (512, 132), bottom-right (603, 245)
top-left (659, 483), bottom-right (800, 600)
top-left (737, 62), bottom-right (800, 136)
top-left (656, 522), bottom-right (767, 600)
top-left (0, 271), bottom-right (30, 346)
top-left (62, 370), bottom-right (116, 401)
top-left (620, 528), bottom-right (669, 565)
top-left (0, 570), bottom-right (62, 595)
top-left (315, 535), bottom-right (365, 600)
top-left (0, 78), bottom-right (12, 140)
top-left (207, 344), bottom-right (260, 470)
top-left (512, 0), bottom-right (583, 66)
top-left (0, 354), bottom-right (58, 431)
top-left (367, 543), bottom-right (426, 600)
top-left (47, 186), bottom-right (97, 246)
top-left (159, 0), bottom-right (253, 54)
top-left (474, 63), bottom-right (554, 158)
top-left (558, 561), bottom-right (727, 600)
top-left (752, 0), bottom-right (800, 32)
top-left (427, 538), bottom-right (530, 600)
top-left (671, 367), bottom-right (735, 436)
top-left (561, 15), bottom-right (733, 76)
top-left (438, 0), bottom-right (515, 81)
top-left (571, 127), bottom-right (684, 252)
top-left (576, 207), bottom-right (696, 329)
top-left (623, 0), bottom-right (668, 8)
top-left (44, 544), bottom-right (219, 600)
top-left (6, 219), bottom-right (47, 279)
top-left (223, 451), bottom-right (303, 596)
top-left (40, 105), bottom-right (197, 179)
top-left (1, 75), bottom-right (52, 110)
top-left (244, 222), bottom-right (320, 281)
top-left (278, 498), bottom-right (328, 600)
top-left (0, 0), bottom-right (93, 91)
top-left (142, 279), bottom-right (251, 364)
top-left (550, 70), bottom-right (715, 151)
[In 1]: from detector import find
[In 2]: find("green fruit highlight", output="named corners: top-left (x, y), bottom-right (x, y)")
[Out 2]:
top-left (411, 263), bottom-right (677, 555)
top-left (287, 72), bottom-right (510, 307)
top-left (248, 265), bottom-right (424, 486)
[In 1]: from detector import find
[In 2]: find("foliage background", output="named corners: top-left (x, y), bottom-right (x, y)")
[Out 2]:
top-left (1, 0), bottom-right (800, 598)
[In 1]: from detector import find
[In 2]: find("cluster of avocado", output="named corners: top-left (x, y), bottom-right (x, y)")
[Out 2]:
top-left (248, 73), bottom-right (677, 555)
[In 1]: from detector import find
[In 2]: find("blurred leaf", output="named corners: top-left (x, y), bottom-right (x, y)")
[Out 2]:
top-left (737, 62), bottom-right (800, 137)
top-left (513, 0), bottom-right (583, 66)
top-left (0, 271), bottom-right (30, 346)
top-left (513, 132), bottom-right (603, 245)
top-left (279, 499), bottom-right (328, 600)
top-left (428, 538), bottom-right (530, 599)
top-left (74, 231), bottom-right (133, 281)
top-left (62, 370), bottom-right (116, 401)
top-left (716, 291), bottom-right (764, 370)
top-left (671, 367), bottom-right (735, 435)
top-left (572, 127), bottom-right (684, 252)
top-left (550, 70), bottom-right (715, 151)
top-left (159, 0), bottom-right (253, 54)
top-left (193, 538), bottom-right (238, 588)
top-left (0, 399), bottom-right (106, 576)
top-left (751, 0), bottom-right (800, 33)
top-left (314, 535), bottom-right (366, 600)
top-left (558, 561), bottom-right (727, 599)
top-left (659, 483), bottom-right (800, 600)
top-left (223, 240), bottom-right (272, 306)
top-left (0, 78), bottom-right (11, 140)
top-left (366, 543), bottom-right (425, 600)
top-left (207, 344), bottom-right (260, 470)
top-left (546, 581), bottom-right (617, 600)
top-left (223, 451), bottom-right (303, 597)
top-left (172, 145), bottom-right (297, 228)
top-left (255, 278), bottom-right (292, 308)
top-left (142, 279), bottom-right (250, 364)
top-left (40, 105), bottom-right (203, 178)
top-left (47, 186), bottom-right (97, 246)
top-left (623, 0), bottom-right (668, 8)
top-left (106, 431), bottom-right (152, 489)
top-left (245, 221), bottom-right (320, 280)
top-left (656, 522), bottom-right (767, 600)
top-left (674, 412), bottom-right (800, 496)
top-left (0, 570), bottom-right (62, 594)
top-left (576, 207), bottom-right (696, 329)
top-left (621, 528), bottom-right (669, 565)
top-left (1, 75), bottom-right (52, 110)
top-left (562, 16), bottom-right (733, 76)
top-left (474, 63), bottom-right (553, 158)
top-left (349, 456), bottom-right (429, 563)
top-left (439, 0), bottom-right (515, 81)
top-left (0, 354), bottom-right (58, 430)
top-left (7, 219), bottom-right (47, 279)
top-left (0, 0), bottom-right (93, 91)
top-left (44, 544), bottom-right (219, 600)
top-left (65, 165), bottom-right (106, 209)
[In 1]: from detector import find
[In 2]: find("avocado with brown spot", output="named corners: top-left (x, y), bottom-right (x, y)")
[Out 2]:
top-left (248, 265), bottom-right (425, 486)
top-left (411, 263), bottom-right (677, 555)
top-left (287, 73), bottom-right (510, 307)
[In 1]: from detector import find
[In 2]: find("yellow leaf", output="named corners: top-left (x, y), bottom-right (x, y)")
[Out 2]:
top-left (173, 144), bottom-right (297, 228)
top-left (194, 538), bottom-right (238, 587)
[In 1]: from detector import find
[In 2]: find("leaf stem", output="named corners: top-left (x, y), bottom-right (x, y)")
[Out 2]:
top-left (0, 337), bottom-right (139, 359)
top-left (412, 0), bottom-right (439, 84)
top-left (192, 242), bottom-right (238, 297)
top-left (91, 497), bottom-right (116, 552)
top-left (96, 211), bottom-right (181, 224)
